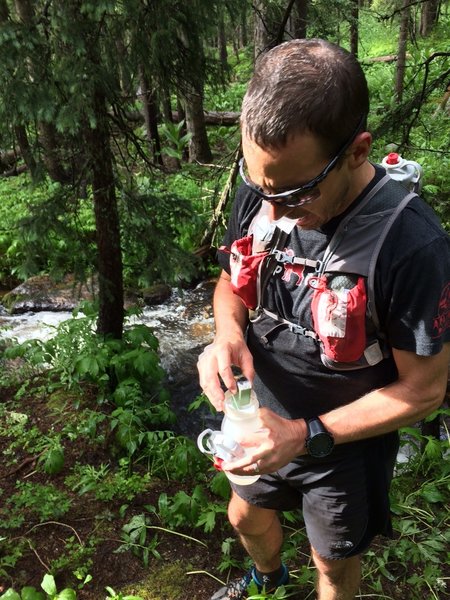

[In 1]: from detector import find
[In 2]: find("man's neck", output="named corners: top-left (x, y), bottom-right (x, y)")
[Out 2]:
top-left (348, 160), bottom-right (376, 205)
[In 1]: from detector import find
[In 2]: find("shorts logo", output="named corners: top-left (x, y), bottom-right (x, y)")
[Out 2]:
top-left (330, 540), bottom-right (354, 550)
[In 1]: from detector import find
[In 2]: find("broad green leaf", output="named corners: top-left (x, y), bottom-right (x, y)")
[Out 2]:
top-left (41, 574), bottom-right (57, 596)
top-left (0, 590), bottom-right (21, 600)
top-left (43, 447), bottom-right (65, 475)
top-left (21, 588), bottom-right (45, 600)
top-left (421, 487), bottom-right (445, 503)
top-left (55, 590), bottom-right (77, 600)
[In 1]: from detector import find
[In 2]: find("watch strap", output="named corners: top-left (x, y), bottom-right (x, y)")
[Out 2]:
top-left (307, 416), bottom-right (328, 438)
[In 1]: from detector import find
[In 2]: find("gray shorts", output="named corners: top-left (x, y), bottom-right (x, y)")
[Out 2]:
top-left (230, 432), bottom-right (399, 560)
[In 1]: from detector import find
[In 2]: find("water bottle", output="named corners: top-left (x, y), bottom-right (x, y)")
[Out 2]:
top-left (381, 152), bottom-right (423, 193)
top-left (197, 380), bottom-right (261, 485)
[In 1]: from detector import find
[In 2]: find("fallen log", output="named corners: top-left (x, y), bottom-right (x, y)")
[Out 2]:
top-left (362, 53), bottom-right (412, 64)
top-left (123, 109), bottom-right (240, 127)
top-left (0, 164), bottom-right (28, 177)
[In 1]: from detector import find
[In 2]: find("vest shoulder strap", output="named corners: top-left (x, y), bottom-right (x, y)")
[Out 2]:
top-left (322, 175), bottom-right (418, 332)
top-left (254, 226), bottom-right (289, 312)
top-left (367, 189), bottom-right (417, 331)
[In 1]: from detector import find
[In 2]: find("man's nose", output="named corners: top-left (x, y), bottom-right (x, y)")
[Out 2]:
top-left (268, 203), bottom-right (291, 222)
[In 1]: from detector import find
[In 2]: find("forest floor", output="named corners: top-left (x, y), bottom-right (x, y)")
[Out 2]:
top-left (0, 372), bottom-right (241, 600)
top-left (1, 375), bottom-right (449, 600)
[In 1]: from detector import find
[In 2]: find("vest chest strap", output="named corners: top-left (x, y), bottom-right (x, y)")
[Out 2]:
top-left (261, 308), bottom-right (319, 340)
top-left (273, 250), bottom-right (321, 271)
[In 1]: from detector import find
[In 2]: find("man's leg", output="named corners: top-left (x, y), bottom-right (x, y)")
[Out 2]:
top-left (311, 547), bottom-right (361, 600)
top-left (209, 492), bottom-right (287, 599)
top-left (228, 491), bottom-right (283, 572)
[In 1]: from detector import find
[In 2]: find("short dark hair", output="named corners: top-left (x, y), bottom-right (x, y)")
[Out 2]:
top-left (241, 39), bottom-right (369, 157)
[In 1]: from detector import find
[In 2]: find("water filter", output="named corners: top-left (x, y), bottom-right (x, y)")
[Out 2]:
top-left (197, 379), bottom-right (261, 485)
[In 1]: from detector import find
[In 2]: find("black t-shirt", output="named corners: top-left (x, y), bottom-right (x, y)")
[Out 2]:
top-left (218, 166), bottom-right (450, 420)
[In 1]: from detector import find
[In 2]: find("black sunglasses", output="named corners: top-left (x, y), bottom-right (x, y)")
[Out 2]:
top-left (239, 114), bottom-right (366, 208)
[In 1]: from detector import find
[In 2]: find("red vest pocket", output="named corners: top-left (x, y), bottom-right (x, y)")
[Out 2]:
top-left (220, 236), bottom-right (269, 310)
top-left (310, 275), bottom-right (367, 362)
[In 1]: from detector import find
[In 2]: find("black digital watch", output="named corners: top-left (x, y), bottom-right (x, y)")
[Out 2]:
top-left (305, 417), bottom-right (335, 458)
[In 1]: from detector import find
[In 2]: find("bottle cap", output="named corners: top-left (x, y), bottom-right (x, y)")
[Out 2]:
top-left (385, 152), bottom-right (400, 165)
top-left (197, 428), bottom-right (245, 461)
top-left (213, 457), bottom-right (223, 471)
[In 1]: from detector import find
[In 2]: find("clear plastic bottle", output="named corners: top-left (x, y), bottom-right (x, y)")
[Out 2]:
top-left (220, 386), bottom-right (260, 485)
top-left (196, 380), bottom-right (261, 485)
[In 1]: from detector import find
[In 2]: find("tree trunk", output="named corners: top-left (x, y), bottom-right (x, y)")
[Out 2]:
top-left (175, 22), bottom-right (213, 165)
top-left (124, 109), bottom-right (240, 127)
top-left (183, 86), bottom-right (213, 163)
top-left (139, 69), bottom-right (164, 166)
top-left (240, 3), bottom-right (248, 48)
top-left (13, 0), bottom-right (69, 184)
top-left (218, 14), bottom-right (228, 74)
top-left (254, 0), bottom-right (272, 61)
top-left (14, 125), bottom-right (38, 177)
top-left (275, 0), bottom-right (297, 46)
top-left (253, 0), bottom-right (289, 59)
top-left (176, 98), bottom-right (189, 163)
top-left (350, 0), bottom-right (359, 57)
top-left (395, 0), bottom-right (410, 103)
top-left (419, 0), bottom-right (440, 36)
top-left (362, 53), bottom-right (412, 64)
top-left (293, 0), bottom-right (308, 39)
top-left (89, 86), bottom-right (124, 340)
top-left (0, 148), bottom-right (17, 172)
top-left (0, 0), bottom-right (8, 21)
top-left (38, 122), bottom-right (70, 183)
top-left (81, 15), bottom-right (124, 340)
top-left (116, 36), bottom-right (133, 97)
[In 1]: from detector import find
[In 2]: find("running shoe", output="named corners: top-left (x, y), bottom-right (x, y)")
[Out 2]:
top-left (210, 564), bottom-right (289, 599)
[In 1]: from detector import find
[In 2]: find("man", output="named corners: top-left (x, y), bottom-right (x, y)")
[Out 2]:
top-left (197, 38), bottom-right (450, 600)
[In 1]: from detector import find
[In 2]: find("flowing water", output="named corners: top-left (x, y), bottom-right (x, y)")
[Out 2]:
top-left (0, 281), bottom-right (218, 436)
top-left (0, 283), bottom-right (215, 363)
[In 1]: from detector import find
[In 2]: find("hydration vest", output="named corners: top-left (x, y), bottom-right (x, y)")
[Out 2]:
top-left (225, 174), bottom-right (418, 371)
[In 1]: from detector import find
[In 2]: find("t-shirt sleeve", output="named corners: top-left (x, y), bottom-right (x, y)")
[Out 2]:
top-left (377, 202), bottom-right (450, 356)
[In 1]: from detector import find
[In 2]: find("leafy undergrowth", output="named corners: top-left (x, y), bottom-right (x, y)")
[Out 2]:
top-left (0, 357), bottom-right (449, 599)
top-left (0, 380), bottom-right (231, 599)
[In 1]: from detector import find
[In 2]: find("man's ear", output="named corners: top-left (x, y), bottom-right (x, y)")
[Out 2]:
top-left (348, 131), bottom-right (372, 169)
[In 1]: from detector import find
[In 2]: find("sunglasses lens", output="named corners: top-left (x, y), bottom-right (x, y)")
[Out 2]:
top-left (240, 157), bottom-right (321, 206)
top-left (281, 187), bottom-right (320, 207)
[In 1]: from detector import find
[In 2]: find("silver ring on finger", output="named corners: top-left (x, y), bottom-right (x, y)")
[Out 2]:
top-left (252, 461), bottom-right (260, 474)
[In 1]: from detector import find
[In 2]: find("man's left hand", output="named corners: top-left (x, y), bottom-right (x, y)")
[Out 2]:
top-left (221, 408), bottom-right (307, 476)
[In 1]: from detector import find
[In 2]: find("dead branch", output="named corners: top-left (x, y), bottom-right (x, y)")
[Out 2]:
top-left (0, 455), bottom-right (39, 479)
top-left (199, 144), bottom-right (242, 250)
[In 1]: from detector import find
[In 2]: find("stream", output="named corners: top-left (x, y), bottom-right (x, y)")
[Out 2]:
top-left (0, 280), bottom-right (219, 437)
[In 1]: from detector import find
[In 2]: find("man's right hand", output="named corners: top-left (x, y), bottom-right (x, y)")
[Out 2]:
top-left (197, 271), bottom-right (255, 412)
top-left (197, 333), bottom-right (255, 412)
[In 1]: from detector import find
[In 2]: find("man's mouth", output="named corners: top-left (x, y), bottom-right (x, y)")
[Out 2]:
top-left (296, 212), bottom-right (318, 228)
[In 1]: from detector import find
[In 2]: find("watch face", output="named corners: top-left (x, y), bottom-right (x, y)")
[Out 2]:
top-left (307, 432), bottom-right (334, 457)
